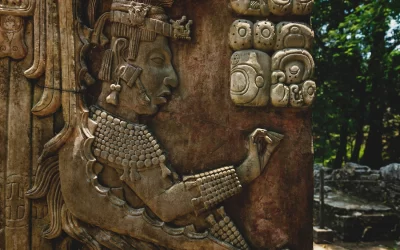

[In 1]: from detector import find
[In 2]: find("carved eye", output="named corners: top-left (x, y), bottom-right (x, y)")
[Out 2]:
top-left (151, 56), bottom-right (165, 65)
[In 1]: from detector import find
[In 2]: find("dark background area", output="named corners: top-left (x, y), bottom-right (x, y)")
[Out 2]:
top-left (312, 0), bottom-right (400, 169)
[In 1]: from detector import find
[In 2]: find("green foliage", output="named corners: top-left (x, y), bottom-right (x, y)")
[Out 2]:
top-left (312, 0), bottom-right (400, 168)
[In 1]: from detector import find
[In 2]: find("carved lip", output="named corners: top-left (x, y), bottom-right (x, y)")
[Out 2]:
top-left (154, 91), bottom-right (171, 104)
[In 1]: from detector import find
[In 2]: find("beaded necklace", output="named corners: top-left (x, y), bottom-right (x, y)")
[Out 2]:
top-left (89, 106), bottom-right (168, 182)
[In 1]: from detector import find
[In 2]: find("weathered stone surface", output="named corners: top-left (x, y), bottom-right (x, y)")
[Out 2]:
top-left (229, 0), bottom-right (314, 16)
top-left (381, 163), bottom-right (400, 181)
top-left (0, 0), bottom-right (314, 249)
top-left (313, 226), bottom-right (334, 244)
top-left (314, 193), bottom-right (399, 242)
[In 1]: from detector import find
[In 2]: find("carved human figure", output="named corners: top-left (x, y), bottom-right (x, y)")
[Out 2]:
top-left (27, 0), bottom-right (283, 249)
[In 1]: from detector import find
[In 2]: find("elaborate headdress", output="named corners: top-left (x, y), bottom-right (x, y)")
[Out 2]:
top-left (110, 0), bottom-right (192, 60)
top-left (95, 0), bottom-right (192, 105)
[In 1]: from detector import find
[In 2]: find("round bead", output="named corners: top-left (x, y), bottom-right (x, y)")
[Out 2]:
top-left (144, 159), bottom-right (152, 167)
top-left (115, 157), bottom-right (122, 164)
top-left (137, 161), bottom-right (145, 168)
top-left (152, 157), bottom-right (159, 165)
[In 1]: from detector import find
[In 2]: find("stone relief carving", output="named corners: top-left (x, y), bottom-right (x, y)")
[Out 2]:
top-left (275, 22), bottom-right (314, 50)
top-left (229, 0), bottom-right (314, 16)
top-left (0, 0), bottom-right (35, 15)
top-left (229, 19), bottom-right (253, 51)
top-left (6, 175), bottom-right (30, 229)
top-left (229, 20), bottom-right (314, 52)
top-left (268, 0), bottom-right (292, 16)
top-left (271, 48), bottom-right (316, 107)
top-left (0, 15), bottom-right (27, 59)
top-left (0, 0), bottom-right (35, 60)
top-left (254, 20), bottom-right (276, 52)
top-left (23, 0), bottom-right (284, 249)
top-left (230, 50), bottom-right (271, 106)
top-left (229, 19), bottom-right (315, 108)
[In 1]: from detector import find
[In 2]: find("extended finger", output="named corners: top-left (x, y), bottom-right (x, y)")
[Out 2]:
top-left (264, 135), bottom-right (273, 144)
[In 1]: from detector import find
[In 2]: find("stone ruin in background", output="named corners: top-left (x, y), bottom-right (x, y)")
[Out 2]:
top-left (314, 162), bottom-right (400, 242)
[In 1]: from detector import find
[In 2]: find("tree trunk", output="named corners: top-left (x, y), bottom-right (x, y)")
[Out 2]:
top-left (361, 2), bottom-right (387, 169)
top-left (334, 120), bottom-right (349, 169)
top-left (351, 58), bottom-right (366, 162)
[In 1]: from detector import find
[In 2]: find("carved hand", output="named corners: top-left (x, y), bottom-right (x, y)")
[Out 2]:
top-left (236, 129), bottom-right (284, 185)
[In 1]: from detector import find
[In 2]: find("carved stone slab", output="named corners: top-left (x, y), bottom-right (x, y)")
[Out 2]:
top-left (230, 0), bottom-right (314, 16)
top-left (230, 50), bottom-right (271, 106)
top-left (0, 0), bottom-right (315, 249)
top-left (0, 0), bottom-right (35, 16)
top-left (0, 15), bottom-right (27, 59)
top-left (230, 20), bottom-right (314, 52)
top-left (275, 22), bottom-right (314, 50)
top-left (271, 48), bottom-right (316, 107)
top-left (229, 20), bottom-right (315, 107)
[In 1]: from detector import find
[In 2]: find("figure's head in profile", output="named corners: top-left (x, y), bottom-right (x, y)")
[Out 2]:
top-left (94, 0), bottom-right (192, 119)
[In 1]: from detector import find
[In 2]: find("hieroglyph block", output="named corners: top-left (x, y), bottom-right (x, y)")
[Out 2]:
top-left (0, 15), bottom-right (27, 59)
top-left (0, 0), bottom-right (35, 16)
top-left (230, 50), bottom-right (271, 106)
top-left (270, 48), bottom-right (316, 107)
top-left (230, 20), bottom-right (314, 52)
top-left (229, 0), bottom-right (314, 17)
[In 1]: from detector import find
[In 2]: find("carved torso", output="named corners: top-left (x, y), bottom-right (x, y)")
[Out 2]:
top-left (90, 106), bottom-right (167, 182)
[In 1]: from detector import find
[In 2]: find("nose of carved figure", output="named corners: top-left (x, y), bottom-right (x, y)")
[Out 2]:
top-left (164, 74), bottom-right (178, 88)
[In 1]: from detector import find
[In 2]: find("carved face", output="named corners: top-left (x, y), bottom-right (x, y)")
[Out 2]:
top-left (118, 35), bottom-right (179, 115)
